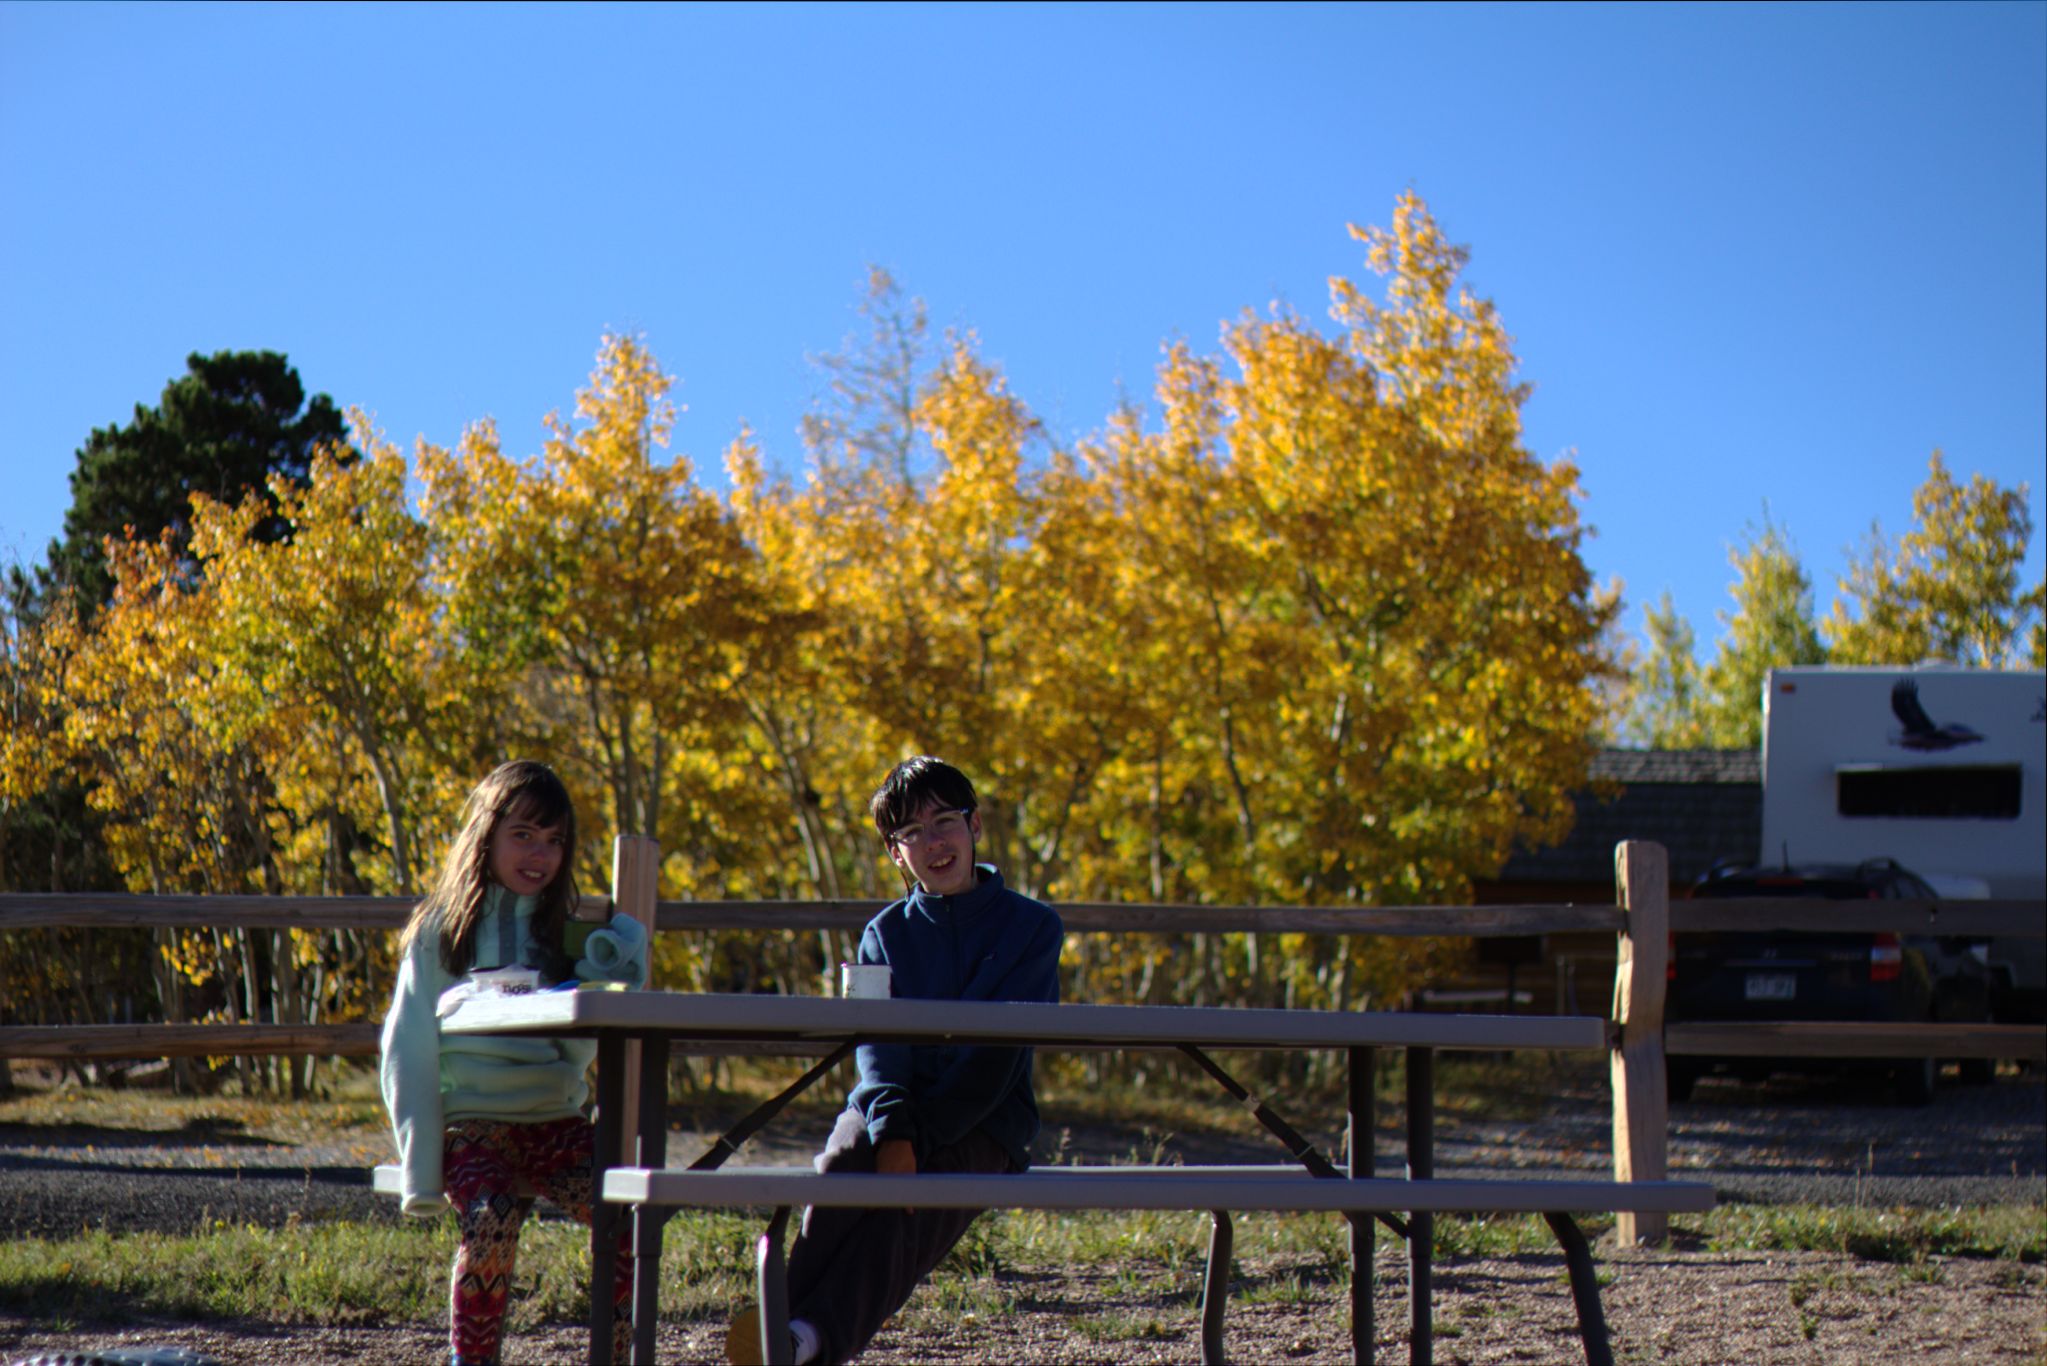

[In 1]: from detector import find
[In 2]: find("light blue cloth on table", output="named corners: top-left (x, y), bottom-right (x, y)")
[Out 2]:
top-left (575, 912), bottom-right (648, 982)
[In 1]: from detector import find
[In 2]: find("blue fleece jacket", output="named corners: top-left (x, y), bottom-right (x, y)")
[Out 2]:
top-left (847, 865), bottom-right (1063, 1170)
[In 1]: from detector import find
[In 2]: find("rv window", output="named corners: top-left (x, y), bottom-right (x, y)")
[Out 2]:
top-left (1836, 765), bottom-right (2023, 820)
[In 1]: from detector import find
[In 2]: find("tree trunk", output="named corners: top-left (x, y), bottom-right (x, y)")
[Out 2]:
top-left (358, 734), bottom-right (415, 896)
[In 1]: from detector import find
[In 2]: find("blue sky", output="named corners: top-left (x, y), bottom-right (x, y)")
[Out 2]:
top-left (3, 2), bottom-right (2042, 666)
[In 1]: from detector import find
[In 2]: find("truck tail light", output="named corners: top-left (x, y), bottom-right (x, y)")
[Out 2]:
top-left (1667, 931), bottom-right (1676, 982)
top-left (1870, 933), bottom-right (1903, 983)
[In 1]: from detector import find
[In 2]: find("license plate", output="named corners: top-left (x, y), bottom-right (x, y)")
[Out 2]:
top-left (1745, 973), bottom-right (1796, 1001)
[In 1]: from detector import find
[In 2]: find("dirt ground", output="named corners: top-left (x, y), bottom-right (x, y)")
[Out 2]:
top-left (5, 1242), bottom-right (2043, 1365)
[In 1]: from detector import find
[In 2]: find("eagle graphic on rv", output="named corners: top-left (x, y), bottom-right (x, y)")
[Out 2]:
top-left (1889, 677), bottom-right (1984, 752)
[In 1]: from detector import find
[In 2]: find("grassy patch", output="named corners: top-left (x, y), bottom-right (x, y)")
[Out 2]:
top-left (1068, 1312), bottom-right (1176, 1343)
top-left (1433, 1212), bottom-right (1586, 1259)
top-left (1034, 1049), bottom-right (1592, 1149)
top-left (937, 1217), bottom-right (1007, 1279)
top-left (1696, 1204), bottom-right (2045, 1264)
top-left (1989, 1261), bottom-right (2042, 1291)
top-left (3, 1200), bottom-right (2041, 1335)
top-left (1237, 1269), bottom-right (1329, 1307)
top-left (3, 1066), bottom-right (2038, 1344)
top-left (0, 1210), bottom-right (764, 1330)
top-left (1429, 1053), bottom-right (1598, 1123)
top-left (908, 1273), bottom-right (1017, 1322)
top-left (0, 1072), bottom-right (389, 1147)
top-left (0, 1220), bottom-right (455, 1326)
top-left (995, 1208), bottom-right (1218, 1265)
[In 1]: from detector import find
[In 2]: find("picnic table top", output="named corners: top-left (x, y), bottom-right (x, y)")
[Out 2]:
top-left (438, 989), bottom-right (1609, 1052)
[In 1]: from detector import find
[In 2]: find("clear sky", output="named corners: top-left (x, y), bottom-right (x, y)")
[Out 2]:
top-left (3, 1), bottom-right (2042, 665)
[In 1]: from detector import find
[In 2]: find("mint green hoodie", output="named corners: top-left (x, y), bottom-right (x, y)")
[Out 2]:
top-left (378, 884), bottom-right (650, 1216)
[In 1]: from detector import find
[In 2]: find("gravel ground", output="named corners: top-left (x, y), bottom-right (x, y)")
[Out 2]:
top-left (2, 1063), bottom-right (2038, 1239)
top-left (1, 1063), bottom-right (2040, 1364)
top-left (5, 1244), bottom-right (2044, 1365)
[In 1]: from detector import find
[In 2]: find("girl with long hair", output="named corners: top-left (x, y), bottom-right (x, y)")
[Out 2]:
top-left (380, 760), bottom-right (650, 1365)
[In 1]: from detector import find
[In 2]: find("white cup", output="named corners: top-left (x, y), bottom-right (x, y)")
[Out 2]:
top-left (473, 967), bottom-right (539, 996)
top-left (840, 963), bottom-right (893, 999)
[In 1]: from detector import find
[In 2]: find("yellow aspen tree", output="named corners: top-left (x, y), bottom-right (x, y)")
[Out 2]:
top-left (414, 413), bottom-right (569, 837)
top-left (1012, 418), bottom-right (1169, 904)
top-left (759, 269), bottom-right (947, 902)
top-left (190, 429), bottom-right (436, 896)
top-left (1023, 405), bottom-right (1245, 1007)
top-left (0, 592), bottom-right (73, 868)
top-left (183, 428), bottom-right (449, 1089)
top-left (525, 334), bottom-right (785, 895)
top-left (1826, 450), bottom-right (2041, 668)
top-left (0, 590), bottom-right (147, 1074)
top-left (1306, 194), bottom-right (1610, 902)
top-left (1055, 194), bottom-right (1616, 1011)
top-left (901, 340), bottom-right (1046, 872)
top-left (48, 531), bottom-right (306, 1091)
top-left (724, 428), bottom-right (866, 903)
top-left (1697, 516), bottom-right (1826, 748)
top-left (1621, 592), bottom-right (1711, 747)
top-left (1098, 348), bottom-right (1286, 910)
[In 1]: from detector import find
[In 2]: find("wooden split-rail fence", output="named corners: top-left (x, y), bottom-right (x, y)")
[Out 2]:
top-left (2, 837), bottom-right (2040, 1244)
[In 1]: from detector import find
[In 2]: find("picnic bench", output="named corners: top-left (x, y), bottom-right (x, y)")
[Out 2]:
top-left (427, 989), bottom-right (1716, 1365)
top-left (608, 1166), bottom-right (1711, 1366)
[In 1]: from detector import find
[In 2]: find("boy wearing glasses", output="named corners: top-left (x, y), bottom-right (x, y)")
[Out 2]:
top-left (728, 755), bottom-right (1064, 1365)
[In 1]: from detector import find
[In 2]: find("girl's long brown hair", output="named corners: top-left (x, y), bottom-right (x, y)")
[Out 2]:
top-left (400, 760), bottom-right (580, 978)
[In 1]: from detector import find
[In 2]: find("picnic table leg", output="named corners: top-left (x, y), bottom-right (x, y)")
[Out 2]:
top-left (1405, 1046), bottom-right (1434, 1366)
top-left (757, 1205), bottom-right (795, 1366)
top-left (1349, 1045), bottom-right (1375, 1365)
top-left (630, 1034), bottom-right (671, 1365)
top-left (689, 1042), bottom-right (855, 1173)
top-left (1200, 1209), bottom-right (1232, 1364)
top-left (1541, 1212), bottom-right (1614, 1366)
top-left (590, 1032), bottom-right (626, 1366)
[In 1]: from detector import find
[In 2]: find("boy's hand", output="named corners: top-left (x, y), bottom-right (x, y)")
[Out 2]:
top-left (876, 1137), bottom-right (918, 1211)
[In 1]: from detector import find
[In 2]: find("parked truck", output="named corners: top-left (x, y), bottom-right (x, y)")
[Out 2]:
top-left (1759, 665), bottom-right (2047, 1022)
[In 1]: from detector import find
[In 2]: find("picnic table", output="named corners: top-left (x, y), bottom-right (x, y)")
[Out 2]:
top-left (435, 990), bottom-right (1711, 1365)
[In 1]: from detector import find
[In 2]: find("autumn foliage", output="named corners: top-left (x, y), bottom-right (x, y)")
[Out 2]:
top-left (1, 195), bottom-right (1617, 1063)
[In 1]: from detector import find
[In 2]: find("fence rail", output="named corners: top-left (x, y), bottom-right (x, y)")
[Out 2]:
top-left (0, 1023), bottom-right (382, 1060)
top-left (8, 892), bottom-right (2036, 938)
top-left (1669, 899), bottom-right (2039, 935)
top-left (0, 894), bottom-right (1638, 937)
top-left (1663, 1021), bottom-right (2044, 1059)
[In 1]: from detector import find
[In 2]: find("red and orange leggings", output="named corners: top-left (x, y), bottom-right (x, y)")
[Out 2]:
top-left (443, 1116), bottom-right (632, 1364)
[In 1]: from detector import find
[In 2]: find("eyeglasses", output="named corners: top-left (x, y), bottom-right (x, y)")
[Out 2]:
top-left (888, 809), bottom-right (971, 849)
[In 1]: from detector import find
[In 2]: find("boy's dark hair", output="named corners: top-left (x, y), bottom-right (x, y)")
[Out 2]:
top-left (870, 756), bottom-right (978, 843)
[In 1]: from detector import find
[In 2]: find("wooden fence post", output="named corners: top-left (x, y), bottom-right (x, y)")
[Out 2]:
top-left (611, 834), bottom-right (661, 1162)
top-left (1610, 839), bottom-right (1670, 1246)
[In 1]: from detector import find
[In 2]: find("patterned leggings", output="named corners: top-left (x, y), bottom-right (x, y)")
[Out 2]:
top-left (443, 1116), bottom-right (632, 1364)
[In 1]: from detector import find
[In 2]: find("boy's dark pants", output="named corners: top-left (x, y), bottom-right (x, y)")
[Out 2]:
top-left (786, 1104), bottom-right (1015, 1364)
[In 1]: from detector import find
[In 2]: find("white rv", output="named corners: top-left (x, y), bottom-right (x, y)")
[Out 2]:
top-left (1759, 665), bottom-right (2047, 1018)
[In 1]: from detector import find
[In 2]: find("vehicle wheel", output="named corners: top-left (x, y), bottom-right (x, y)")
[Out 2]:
top-left (1667, 1058), bottom-right (1702, 1102)
top-left (1894, 1056), bottom-right (1937, 1106)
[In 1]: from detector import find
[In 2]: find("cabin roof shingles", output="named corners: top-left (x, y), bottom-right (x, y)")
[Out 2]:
top-left (1499, 748), bottom-right (1761, 886)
